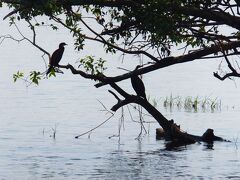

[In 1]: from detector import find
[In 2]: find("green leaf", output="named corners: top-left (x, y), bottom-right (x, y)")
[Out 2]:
top-left (13, 71), bottom-right (24, 82)
top-left (30, 71), bottom-right (41, 85)
top-left (78, 55), bottom-right (107, 75)
top-left (48, 68), bottom-right (56, 77)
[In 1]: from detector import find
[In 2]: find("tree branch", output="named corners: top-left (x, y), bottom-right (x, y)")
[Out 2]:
top-left (213, 72), bottom-right (240, 80)
top-left (221, 47), bottom-right (238, 74)
top-left (52, 16), bottom-right (160, 62)
top-left (108, 90), bottom-right (120, 101)
top-left (79, 18), bottom-right (160, 62)
top-left (58, 64), bottom-right (105, 81)
top-left (177, 6), bottom-right (240, 30)
top-left (111, 97), bottom-right (134, 112)
top-left (95, 41), bottom-right (240, 87)
top-left (13, 22), bottom-right (50, 57)
top-left (213, 42), bottom-right (240, 81)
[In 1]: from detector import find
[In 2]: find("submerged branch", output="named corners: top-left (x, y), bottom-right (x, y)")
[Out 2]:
top-left (75, 114), bottom-right (114, 139)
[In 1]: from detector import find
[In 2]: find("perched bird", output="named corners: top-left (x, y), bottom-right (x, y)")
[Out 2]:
top-left (46, 42), bottom-right (67, 75)
top-left (131, 65), bottom-right (146, 99)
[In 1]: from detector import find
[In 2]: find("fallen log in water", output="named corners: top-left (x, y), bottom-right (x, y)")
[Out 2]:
top-left (156, 125), bottom-right (230, 145)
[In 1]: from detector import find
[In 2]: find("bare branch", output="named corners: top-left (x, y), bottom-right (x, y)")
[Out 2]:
top-left (3, 6), bottom-right (27, 20)
top-left (58, 64), bottom-right (105, 81)
top-left (213, 72), bottom-right (240, 80)
top-left (178, 6), bottom-right (240, 30)
top-left (75, 113), bottom-right (114, 139)
top-left (111, 96), bottom-right (135, 112)
top-left (213, 41), bottom-right (240, 81)
top-left (13, 22), bottom-right (50, 57)
top-left (221, 48), bottom-right (238, 74)
top-left (108, 90), bottom-right (120, 101)
top-left (0, 34), bottom-right (24, 45)
top-left (26, 20), bottom-right (36, 44)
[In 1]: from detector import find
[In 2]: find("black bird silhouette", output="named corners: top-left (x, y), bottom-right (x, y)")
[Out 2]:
top-left (46, 42), bottom-right (67, 75)
top-left (131, 65), bottom-right (146, 99)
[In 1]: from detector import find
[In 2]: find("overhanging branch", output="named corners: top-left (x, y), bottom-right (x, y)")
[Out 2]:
top-left (95, 40), bottom-right (240, 87)
top-left (177, 6), bottom-right (240, 30)
top-left (52, 16), bottom-right (160, 62)
top-left (58, 64), bottom-right (104, 81)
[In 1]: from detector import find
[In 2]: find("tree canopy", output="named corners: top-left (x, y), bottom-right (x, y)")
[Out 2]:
top-left (2, 1), bottom-right (240, 81)
top-left (1, 0), bottom-right (240, 143)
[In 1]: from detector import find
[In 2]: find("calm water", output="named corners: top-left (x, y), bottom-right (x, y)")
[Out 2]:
top-left (1, 8), bottom-right (240, 180)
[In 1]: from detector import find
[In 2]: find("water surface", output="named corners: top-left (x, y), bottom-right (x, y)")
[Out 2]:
top-left (0, 8), bottom-right (240, 179)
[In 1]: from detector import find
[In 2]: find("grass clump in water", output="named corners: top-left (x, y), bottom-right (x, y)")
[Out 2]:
top-left (163, 95), bottom-right (221, 112)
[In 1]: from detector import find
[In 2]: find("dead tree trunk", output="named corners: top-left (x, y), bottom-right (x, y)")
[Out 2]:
top-left (59, 64), bottom-right (229, 147)
top-left (112, 94), bottom-right (229, 146)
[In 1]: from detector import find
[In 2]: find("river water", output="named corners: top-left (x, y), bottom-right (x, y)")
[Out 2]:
top-left (1, 8), bottom-right (240, 180)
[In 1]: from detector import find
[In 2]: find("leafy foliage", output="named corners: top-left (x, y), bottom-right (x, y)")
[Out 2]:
top-left (13, 71), bottom-right (24, 82)
top-left (48, 68), bottom-right (56, 77)
top-left (3, 0), bottom-right (240, 83)
top-left (29, 71), bottom-right (41, 85)
top-left (78, 56), bottom-right (107, 75)
top-left (5, 1), bottom-right (239, 56)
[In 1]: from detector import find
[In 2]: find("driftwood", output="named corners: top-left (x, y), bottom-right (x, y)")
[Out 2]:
top-left (156, 121), bottom-right (230, 145)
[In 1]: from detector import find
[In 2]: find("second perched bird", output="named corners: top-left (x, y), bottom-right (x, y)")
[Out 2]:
top-left (131, 65), bottom-right (146, 99)
top-left (46, 42), bottom-right (67, 75)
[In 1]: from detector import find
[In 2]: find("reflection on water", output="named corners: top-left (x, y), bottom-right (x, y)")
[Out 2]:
top-left (1, 122), bottom-right (240, 179)
top-left (86, 142), bottom-right (240, 180)
top-left (1, 54), bottom-right (240, 180)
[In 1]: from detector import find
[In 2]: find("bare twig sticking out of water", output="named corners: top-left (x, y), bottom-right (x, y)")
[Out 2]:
top-left (126, 104), bottom-right (155, 139)
top-left (118, 107), bottom-right (125, 143)
top-left (88, 132), bottom-right (92, 139)
top-left (127, 104), bottom-right (149, 140)
top-left (97, 99), bottom-right (114, 116)
top-left (75, 100), bottom-right (114, 139)
top-left (109, 107), bottom-right (125, 143)
top-left (42, 128), bottom-right (45, 136)
top-left (75, 114), bottom-right (114, 139)
top-left (233, 135), bottom-right (239, 150)
top-left (135, 105), bottom-right (148, 141)
top-left (42, 123), bottom-right (59, 139)
top-left (128, 104), bottom-right (155, 123)
top-left (51, 124), bottom-right (58, 139)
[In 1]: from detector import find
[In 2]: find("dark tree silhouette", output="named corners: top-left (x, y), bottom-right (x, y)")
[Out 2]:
top-left (1, 0), bottom-right (237, 146)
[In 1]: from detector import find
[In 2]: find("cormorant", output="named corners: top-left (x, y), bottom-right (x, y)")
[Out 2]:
top-left (131, 65), bottom-right (146, 99)
top-left (46, 42), bottom-right (67, 75)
